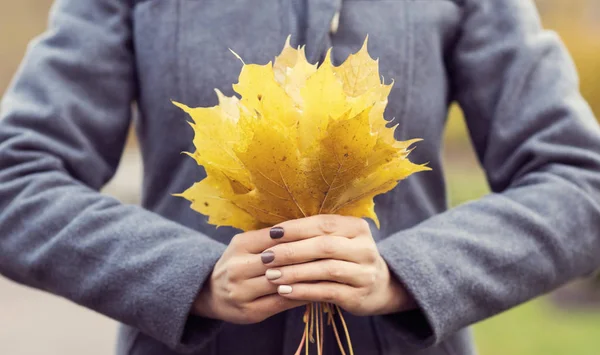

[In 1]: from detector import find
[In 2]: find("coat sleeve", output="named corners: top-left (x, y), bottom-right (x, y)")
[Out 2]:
top-left (376, 0), bottom-right (600, 350)
top-left (0, 0), bottom-right (226, 352)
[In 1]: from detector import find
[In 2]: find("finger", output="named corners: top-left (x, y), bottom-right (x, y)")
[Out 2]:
top-left (227, 254), bottom-right (269, 280)
top-left (232, 228), bottom-right (280, 254)
top-left (234, 215), bottom-right (371, 254)
top-left (270, 215), bottom-right (370, 243)
top-left (249, 294), bottom-right (308, 321)
top-left (275, 282), bottom-right (357, 308)
top-left (266, 259), bottom-right (372, 287)
top-left (262, 235), bottom-right (368, 267)
top-left (234, 276), bottom-right (279, 302)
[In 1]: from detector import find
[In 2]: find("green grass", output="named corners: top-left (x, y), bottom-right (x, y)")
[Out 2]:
top-left (474, 299), bottom-right (600, 355)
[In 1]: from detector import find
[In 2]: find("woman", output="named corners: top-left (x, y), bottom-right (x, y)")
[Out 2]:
top-left (1, 0), bottom-right (600, 354)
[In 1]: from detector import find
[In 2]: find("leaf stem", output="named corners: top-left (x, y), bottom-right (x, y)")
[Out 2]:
top-left (326, 303), bottom-right (347, 355)
top-left (335, 304), bottom-right (354, 355)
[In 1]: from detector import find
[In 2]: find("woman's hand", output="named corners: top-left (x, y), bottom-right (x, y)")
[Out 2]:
top-left (193, 228), bottom-right (306, 324)
top-left (262, 215), bottom-right (417, 316)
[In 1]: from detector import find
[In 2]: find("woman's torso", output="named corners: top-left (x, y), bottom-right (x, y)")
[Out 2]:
top-left (125, 0), bottom-right (473, 354)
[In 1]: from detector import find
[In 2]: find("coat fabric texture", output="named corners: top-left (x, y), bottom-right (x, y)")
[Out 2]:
top-left (1, 0), bottom-right (600, 354)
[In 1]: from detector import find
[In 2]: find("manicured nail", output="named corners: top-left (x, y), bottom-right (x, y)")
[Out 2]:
top-left (266, 269), bottom-right (282, 280)
top-left (278, 285), bottom-right (293, 294)
top-left (270, 226), bottom-right (285, 239)
top-left (261, 250), bottom-right (275, 264)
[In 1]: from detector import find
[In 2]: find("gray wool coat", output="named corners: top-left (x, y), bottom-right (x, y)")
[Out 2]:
top-left (2, 0), bottom-right (600, 354)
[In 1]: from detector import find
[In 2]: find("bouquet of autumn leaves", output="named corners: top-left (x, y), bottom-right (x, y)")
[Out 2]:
top-left (174, 37), bottom-right (428, 355)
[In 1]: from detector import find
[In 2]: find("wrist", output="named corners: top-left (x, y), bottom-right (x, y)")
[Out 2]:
top-left (388, 276), bottom-right (417, 313)
top-left (378, 262), bottom-right (418, 315)
top-left (192, 278), bottom-right (217, 319)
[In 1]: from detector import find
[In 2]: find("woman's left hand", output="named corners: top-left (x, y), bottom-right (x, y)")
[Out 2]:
top-left (261, 215), bottom-right (417, 316)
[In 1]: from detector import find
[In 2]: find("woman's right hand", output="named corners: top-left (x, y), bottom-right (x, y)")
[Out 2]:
top-left (192, 228), bottom-right (306, 324)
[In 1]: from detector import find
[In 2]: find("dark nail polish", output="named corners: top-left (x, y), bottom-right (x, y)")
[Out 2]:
top-left (270, 226), bottom-right (285, 239)
top-left (261, 250), bottom-right (275, 264)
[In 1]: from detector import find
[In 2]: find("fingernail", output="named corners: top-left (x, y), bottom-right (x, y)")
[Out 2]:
top-left (261, 250), bottom-right (275, 264)
top-left (266, 269), bottom-right (282, 280)
top-left (278, 285), bottom-right (293, 294)
top-left (270, 226), bottom-right (285, 239)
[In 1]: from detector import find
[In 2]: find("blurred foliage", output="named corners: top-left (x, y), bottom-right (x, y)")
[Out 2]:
top-left (541, 0), bottom-right (600, 113)
top-left (0, 1), bottom-right (53, 94)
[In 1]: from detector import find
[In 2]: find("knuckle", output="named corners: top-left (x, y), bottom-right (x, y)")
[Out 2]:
top-left (288, 268), bottom-right (301, 282)
top-left (227, 291), bottom-right (238, 303)
top-left (226, 287), bottom-right (240, 303)
top-left (230, 233), bottom-right (244, 248)
top-left (322, 288), bottom-right (339, 303)
top-left (226, 261), bottom-right (243, 282)
top-left (364, 247), bottom-right (379, 264)
top-left (364, 266), bottom-right (378, 287)
top-left (358, 285), bottom-right (371, 299)
top-left (280, 245), bottom-right (295, 260)
top-left (343, 289), bottom-right (367, 312)
top-left (319, 237), bottom-right (337, 256)
top-left (358, 218), bottom-right (370, 233)
top-left (318, 215), bottom-right (339, 234)
top-left (324, 262), bottom-right (342, 279)
top-left (279, 266), bottom-right (297, 283)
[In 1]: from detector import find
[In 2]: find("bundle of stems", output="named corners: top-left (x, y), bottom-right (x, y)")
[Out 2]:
top-left (294, 302), bottom-right (354, 355)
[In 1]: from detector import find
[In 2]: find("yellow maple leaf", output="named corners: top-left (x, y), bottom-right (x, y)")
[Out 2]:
top-left (174, 37), bottom-right (430, 231)
top-left (333, 36), bottom-right (382, 97)
top-left (273, 36), bottom-right (318, 105)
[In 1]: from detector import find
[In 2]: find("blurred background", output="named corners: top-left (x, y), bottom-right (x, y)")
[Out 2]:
top-left (1, 0), bottom-right (599, 354)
